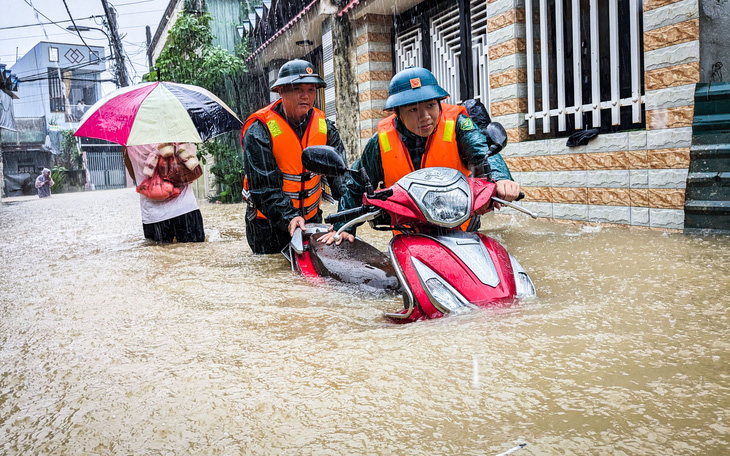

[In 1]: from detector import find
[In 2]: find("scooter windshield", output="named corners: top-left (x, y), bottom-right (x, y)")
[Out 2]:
top-left (396, 167), bottom-right (472, 228)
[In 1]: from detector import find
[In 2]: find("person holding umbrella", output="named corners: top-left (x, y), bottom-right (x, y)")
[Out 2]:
top-left (123, 143), bottom-right (204, 243)
top-left (74, 80), bottom-right (243, 243)
top-left (241, 59), bottom-right (349, 254)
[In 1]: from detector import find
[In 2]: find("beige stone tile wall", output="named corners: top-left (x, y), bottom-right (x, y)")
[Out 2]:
top-left (492, 0), bottom-right (700, 229)
top-left (354, 14), bottom-right (393, 152)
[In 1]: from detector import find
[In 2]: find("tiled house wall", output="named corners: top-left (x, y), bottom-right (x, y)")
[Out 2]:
top-left (486, 0), bottom-right (529, 144)
top-left (353, 14), bottom-right (393, 152)
top-left (494, 0), bottom-right (699, 229)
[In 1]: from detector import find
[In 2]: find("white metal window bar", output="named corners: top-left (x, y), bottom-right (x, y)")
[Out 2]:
top-left (430, 6), bottom-right (461, 104)
top-left (395, 27), bottom-right (423, 71)
top-left (525, 0), bottom-right (644, 134)
top-left (394, 2), bottom-right (489, 107)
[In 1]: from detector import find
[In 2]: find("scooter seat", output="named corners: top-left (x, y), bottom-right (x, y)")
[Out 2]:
top-left (307, 232), bottom-right (401, 292)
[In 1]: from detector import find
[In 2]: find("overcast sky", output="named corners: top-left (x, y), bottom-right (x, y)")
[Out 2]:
top-left (1, 0), bottom-right (170, 93)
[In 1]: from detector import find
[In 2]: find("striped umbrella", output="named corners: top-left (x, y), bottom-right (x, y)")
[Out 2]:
top-left (74, 82), bottom-right (242, 146)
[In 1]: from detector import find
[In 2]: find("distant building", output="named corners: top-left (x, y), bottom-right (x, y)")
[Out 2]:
top-left (0, 117), bottom-right (51, 197)
top-left (10, 41), bottom-right (126, 192)
top-left (0, 63), bottom-right (20, 197)
top-left (11, 41), bottom-right (106, 127)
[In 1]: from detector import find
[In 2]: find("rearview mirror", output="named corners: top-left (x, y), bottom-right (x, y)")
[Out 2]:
top-left (302, 145), bottom-right (347, 177)
top-left (484, 122), bottom-right (508, 156)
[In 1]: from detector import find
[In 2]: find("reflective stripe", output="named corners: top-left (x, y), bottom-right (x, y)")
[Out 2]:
top-left (443, 120), bottom-right (455, 142)
top-left (302, 196), bottom-right (322, 218)
top-left (281, 172), bottom-right (313, 182)
top-left (267, 119), bottom-right (283, 137)
top-left (318, 118), bottom-right (327, 134)
top-left (379, 131), bottom-right (391, 152)
top-left (284, 181), bottom-right (321, 199)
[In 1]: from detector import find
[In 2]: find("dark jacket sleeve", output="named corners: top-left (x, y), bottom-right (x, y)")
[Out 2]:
top-left (455, 113), bottom-right (513, 181)
top-left (242, 120), bottom-right (299, 232)
top-left (325, 119), bottom-right (349, 201)
top-left (334, 133), bottom-right (385, 233)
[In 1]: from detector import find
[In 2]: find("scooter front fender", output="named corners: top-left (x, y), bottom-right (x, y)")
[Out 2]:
top-left (387, 232), bottom-right (518, 322)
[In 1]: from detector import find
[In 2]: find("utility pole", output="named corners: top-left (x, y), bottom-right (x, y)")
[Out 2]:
top-left (100, 0), bottom-right (129, 87)
top-left (145, 25), bottom-right (153, 69)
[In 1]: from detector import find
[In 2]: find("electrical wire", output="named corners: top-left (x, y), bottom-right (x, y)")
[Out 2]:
top-left (0, 15), bottom-right (104, 32)
top-left (21, 0), bottom-right (82, 36)
top-left (61, 0), bottom-right (95, 56)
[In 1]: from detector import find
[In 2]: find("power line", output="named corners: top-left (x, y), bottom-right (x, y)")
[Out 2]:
top-left (61, 0), bottom-right (96, 56)
top-left (101, 0), bottom-right (129, 87)
top-left (0, 15), bottom-right (104, 31)
top-left (115, 0), bottom-right (158, 6)
top-left (21, 0), bottom-right (80, 35)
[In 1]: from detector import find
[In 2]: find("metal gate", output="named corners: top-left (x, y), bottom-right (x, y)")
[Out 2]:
top-left (394, 0), bottom-right (489, 107)
top-left (86, 151), bottom-right (126, 190)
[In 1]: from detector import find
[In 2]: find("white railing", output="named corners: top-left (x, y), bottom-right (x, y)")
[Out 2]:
top-left (525, 0), bottom-right (644, 134)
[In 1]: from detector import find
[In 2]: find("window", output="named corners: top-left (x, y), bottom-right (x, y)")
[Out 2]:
top-left (525, 0), bottom-right (645, 136)
top-left (394, 0), bottom-right (487, 106)
top-left (48, 69), bottom-right (64, 113)
top-left (65, 71), bottom-right (97, 122)
top-left (48, 47), bottom-right (59, 62)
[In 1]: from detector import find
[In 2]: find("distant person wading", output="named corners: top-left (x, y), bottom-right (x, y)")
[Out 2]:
top-left (35, 168), bottom-right (54, 198)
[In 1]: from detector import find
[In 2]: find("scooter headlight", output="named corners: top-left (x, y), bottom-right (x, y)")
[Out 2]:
top-left (425, 278), bottom-right (464, 312)
top-left (409, 186), bottom-right (470, 227)
top-left (397, 167), bottom-right (473, 228)
top-left (412, 257), bottom-right (472, 314)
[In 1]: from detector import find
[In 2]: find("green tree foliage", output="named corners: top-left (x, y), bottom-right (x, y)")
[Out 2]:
top-left (202, 141), bottom-right (244, 204)
top-left (59, 129), bottom-right (83, 170)
top-left (51, 165), bottom-right (66, 193)
top-left (144, 12), bottom-right (246, 89)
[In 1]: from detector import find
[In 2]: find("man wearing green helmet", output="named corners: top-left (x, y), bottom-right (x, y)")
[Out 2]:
top-left (320, 66), bottom-right (520, 245)
top-left (241, 59), bottom-right (349, 254)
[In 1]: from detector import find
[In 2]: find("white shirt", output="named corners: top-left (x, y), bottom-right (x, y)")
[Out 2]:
top-left (126, 143), bottom-right (200, 224)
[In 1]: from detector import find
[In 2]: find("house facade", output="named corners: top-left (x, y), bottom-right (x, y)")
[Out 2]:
top-left (10, 41), bottom-right (126, 192)
top-left (0, 63), bottom-right (20, 198)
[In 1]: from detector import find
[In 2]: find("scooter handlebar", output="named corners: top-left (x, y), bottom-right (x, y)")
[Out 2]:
top-left (324, 206), bottom-right (369, 225)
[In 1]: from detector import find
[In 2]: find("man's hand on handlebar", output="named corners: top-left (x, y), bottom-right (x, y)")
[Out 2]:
top-left (319, 228), bottom-right (355, 245)
top-left (494, 180), bottom-right (521, 209)
top-left (288, 216), bottom-right (307, 236)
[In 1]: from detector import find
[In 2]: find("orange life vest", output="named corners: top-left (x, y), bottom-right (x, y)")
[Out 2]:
top-left (378, 103), bottom-right (471, 187)
top-left (241, 100), bottom-right (328, 220)
top-left (378, 104), bottom-right (474, 231)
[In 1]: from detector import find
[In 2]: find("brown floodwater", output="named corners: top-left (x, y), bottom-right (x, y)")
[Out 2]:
top-left (1, 188), bottom-right (728, 455)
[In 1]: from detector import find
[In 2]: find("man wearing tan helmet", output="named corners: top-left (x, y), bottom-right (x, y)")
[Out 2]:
top-left (241, 59), bottom-right (349, 254)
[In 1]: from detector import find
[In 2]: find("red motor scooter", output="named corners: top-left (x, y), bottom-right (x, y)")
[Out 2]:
top-left (284, 140), bottom-right (538, 323)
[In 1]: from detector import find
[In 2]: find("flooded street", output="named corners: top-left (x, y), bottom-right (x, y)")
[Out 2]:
top-left (1, 188), bottom-right (728, 455)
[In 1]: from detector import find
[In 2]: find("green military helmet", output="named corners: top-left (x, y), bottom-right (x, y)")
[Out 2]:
top-left (384, 67), bottom-right (449, 110)
top-left (270, 59), bottom-right (326, 92)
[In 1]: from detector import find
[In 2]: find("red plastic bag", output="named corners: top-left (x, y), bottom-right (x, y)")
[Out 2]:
top-left (156, 148), bottom-right (203, 186)
top-left (136, 168), bottom-right (181, 200)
